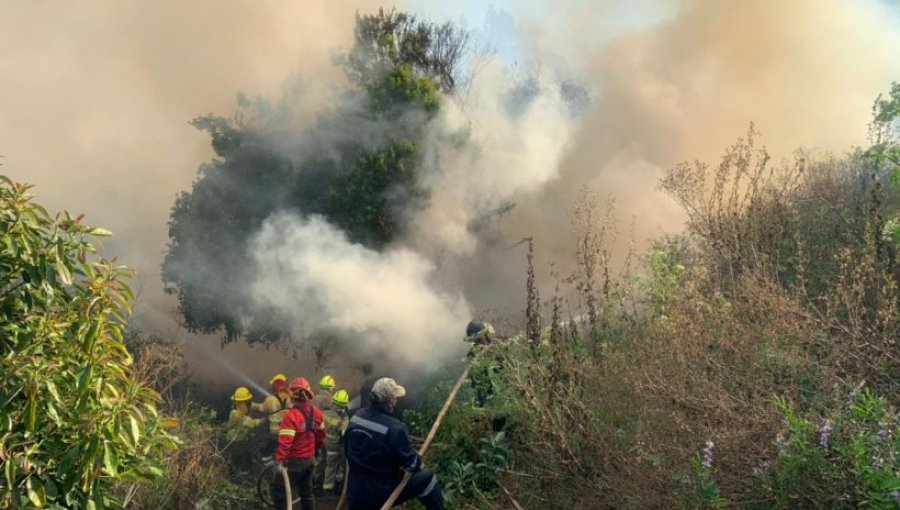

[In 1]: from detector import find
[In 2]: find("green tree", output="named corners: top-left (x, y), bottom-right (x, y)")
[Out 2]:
top-left (162, 10), bottom-right (467, 343)
top-left (0, 176), bottom-right (175, 509)
top-left (868, 82), bottom-right (900, 246)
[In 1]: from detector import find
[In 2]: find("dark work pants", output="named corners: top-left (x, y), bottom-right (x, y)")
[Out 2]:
top-left (273, 457), bottom-right (316, 510)
top-left (347, 468), bottom-right (443, 510)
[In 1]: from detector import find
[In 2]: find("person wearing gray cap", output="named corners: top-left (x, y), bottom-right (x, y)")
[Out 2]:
top-left (343, 377), bottom-right (444, 510)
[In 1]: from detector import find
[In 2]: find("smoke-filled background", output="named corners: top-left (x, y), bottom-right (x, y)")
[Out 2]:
top-left (2, 0), bottom-right (899, 394)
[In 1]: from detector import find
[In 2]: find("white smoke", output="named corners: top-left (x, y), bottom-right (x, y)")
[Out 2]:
top-left (251, 214), bottom-right (470, 369)
top-left (412, 62), bottom-right (578, 256)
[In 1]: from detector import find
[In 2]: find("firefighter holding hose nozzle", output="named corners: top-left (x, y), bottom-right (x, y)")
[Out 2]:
top-left (344, 377), bottom-right (444, 510)
top-left (229, 387), bottom-right (264, 429)
top-left (273, 377), bottom-right (325, 510)
top-left (252, 373), bottom-right (293, 464)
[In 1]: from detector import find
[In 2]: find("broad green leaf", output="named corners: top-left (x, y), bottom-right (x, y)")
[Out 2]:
top-left (27, 476), bottom-right (46, 508)
top-left (102, 443), bottom-right (118, 478)
top-left (89, 228), bottom-right (113, 237)
top-left (46, 401), bottom-right (61, 425)
top-left (128, 415), bottom-right (141, 445)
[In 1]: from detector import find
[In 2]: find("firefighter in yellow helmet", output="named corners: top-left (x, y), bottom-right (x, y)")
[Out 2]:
top-left (229, 387), bottom-right (264, 429)
top-left (322, 389), bottom-right (350, 493)
top-left (311, 375), bottom-right (335, 411)
top-left (251, 374), bottom-right (293, 463)
top-left (311, 374), bottom-right (336, 492)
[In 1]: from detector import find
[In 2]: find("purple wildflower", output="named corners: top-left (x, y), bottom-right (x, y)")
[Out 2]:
top-left (892, 489), bottom-right (900, 502)
top-left (775, 433), bottom-right (787, 455)
top-left (702, 440), bottom-right (715, 469)
top-left (877, 422), bottom-right (888, 441)
top-left (845, 382), bottom-right (863, 409)
top-left (752, 460), bottom-right (771, 477)
top-left (818, 421), bottom-right (832, 448)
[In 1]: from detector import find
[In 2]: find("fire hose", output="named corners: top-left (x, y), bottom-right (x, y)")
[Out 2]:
top-left (334, 366), bottom-right (470, 510)
top-left (281, 465), bottom-right (293, 510)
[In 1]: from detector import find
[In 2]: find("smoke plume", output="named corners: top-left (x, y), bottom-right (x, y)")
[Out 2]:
top-left (251, 214), bottom-right (470, 368)
top-left (2, 0), bottom-right (899, 388)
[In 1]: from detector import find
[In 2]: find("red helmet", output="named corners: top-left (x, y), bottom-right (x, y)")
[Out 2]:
top-left (288, 377), bottom-right (314, 399)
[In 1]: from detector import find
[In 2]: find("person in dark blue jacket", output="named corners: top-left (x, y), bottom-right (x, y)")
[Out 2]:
top-left (344, 377), bottom-right (444, 510)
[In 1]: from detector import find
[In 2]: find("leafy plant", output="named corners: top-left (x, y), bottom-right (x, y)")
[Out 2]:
top-left (680, 441), bottom-right (726, 510)
top-left (746, 389), bottom-right (900, 509)
top-left (0, 175), bottom-right (175, 509)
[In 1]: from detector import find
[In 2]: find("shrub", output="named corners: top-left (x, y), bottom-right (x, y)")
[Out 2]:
top-left (683, 387), bottom-right (900, 509)
top-left (0, 176), bottom-right (175, 509)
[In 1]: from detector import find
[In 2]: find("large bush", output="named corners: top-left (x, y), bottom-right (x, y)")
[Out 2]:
top-left (0, 176), bottom-right (174, 509)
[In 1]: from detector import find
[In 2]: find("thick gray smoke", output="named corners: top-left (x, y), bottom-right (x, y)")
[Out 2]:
top-left (235, 59), bottom-right (579, 371)
top-left (3, 0), bottom-right (899, 389)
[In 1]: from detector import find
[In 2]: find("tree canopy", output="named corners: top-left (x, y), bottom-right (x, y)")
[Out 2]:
top-left (162, 9), bottom-right (468, 343)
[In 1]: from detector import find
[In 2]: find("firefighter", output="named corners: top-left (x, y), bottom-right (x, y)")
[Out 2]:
top-left (464, 320), bottom-right (495, 407)
top-left (344, 378), bottom-right (444, 510)
top-left (322, 389), bottom-right (350, 493)
top-left (311, 374), bottom-right (335, 491)
top-left (229, 387), bottom-right (263, 429)
top-left (252, 373), bottom-right (293, 463)
top-left (273, 376), bottom-right (324, 510)
top-left (311, 374), bottom-right (335, 411)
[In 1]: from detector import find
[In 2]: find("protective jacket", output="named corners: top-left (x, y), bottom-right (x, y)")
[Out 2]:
top-left (323, 408), bottom-right (349, 448)
top-left (252, 394), bottom-right (292, 434)
top-left (311, 389), bottom-right (333, 411)
top-left (275, 400), bottom-right (325, 463)
top-left (344, 406), bottom-right (443, 510)
top-left (228, 408), bottom-right (262, 429)
top-left (345, 406), bottom-right (422, 476)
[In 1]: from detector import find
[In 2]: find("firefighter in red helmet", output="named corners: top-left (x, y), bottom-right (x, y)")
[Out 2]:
top-left (272, 377), bottom-right (325, 510)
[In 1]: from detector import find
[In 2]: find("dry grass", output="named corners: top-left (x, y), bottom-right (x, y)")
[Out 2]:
top-left (486, 129), bottom-right (898, 509)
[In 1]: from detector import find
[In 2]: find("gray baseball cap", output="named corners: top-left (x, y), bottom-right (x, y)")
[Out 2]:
top-left (371, 377), bottom-right (406, 401)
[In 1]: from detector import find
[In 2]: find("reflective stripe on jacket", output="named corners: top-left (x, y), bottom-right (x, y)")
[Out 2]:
top-left (275, 400), bottom-right (325, 463)
top-left (344, 406), bottom-right (422, 478)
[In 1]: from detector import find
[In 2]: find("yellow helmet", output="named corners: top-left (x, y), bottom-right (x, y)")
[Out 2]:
top-left (319, 375), bottom-right (336, 390)
top-left (269, 373), bottom-right (287, 385)
top-left (332, 389), bottom-right (350, 407)
top-left (231, 387), bottom-right (253, 402)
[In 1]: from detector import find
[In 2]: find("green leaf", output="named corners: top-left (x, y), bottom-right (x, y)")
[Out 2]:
top-left (129, 414), bottom-right (141, 445)
top-left (55, 260), bottom-right (72, 286)
top-left (45, 380), bottom-right (61, 404)
top-left (27, 476), bottom-right (46, 508)
top-left (102, 442), bottom-right (119, 478)
top-left (89, 228), bottom-right (113, 237)
top-left (4, 452), bottom-right (16, 490)
top-left (46, 401), bottom-right (61, 425)
top-left (25, 391), bottom-right (37, 435)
